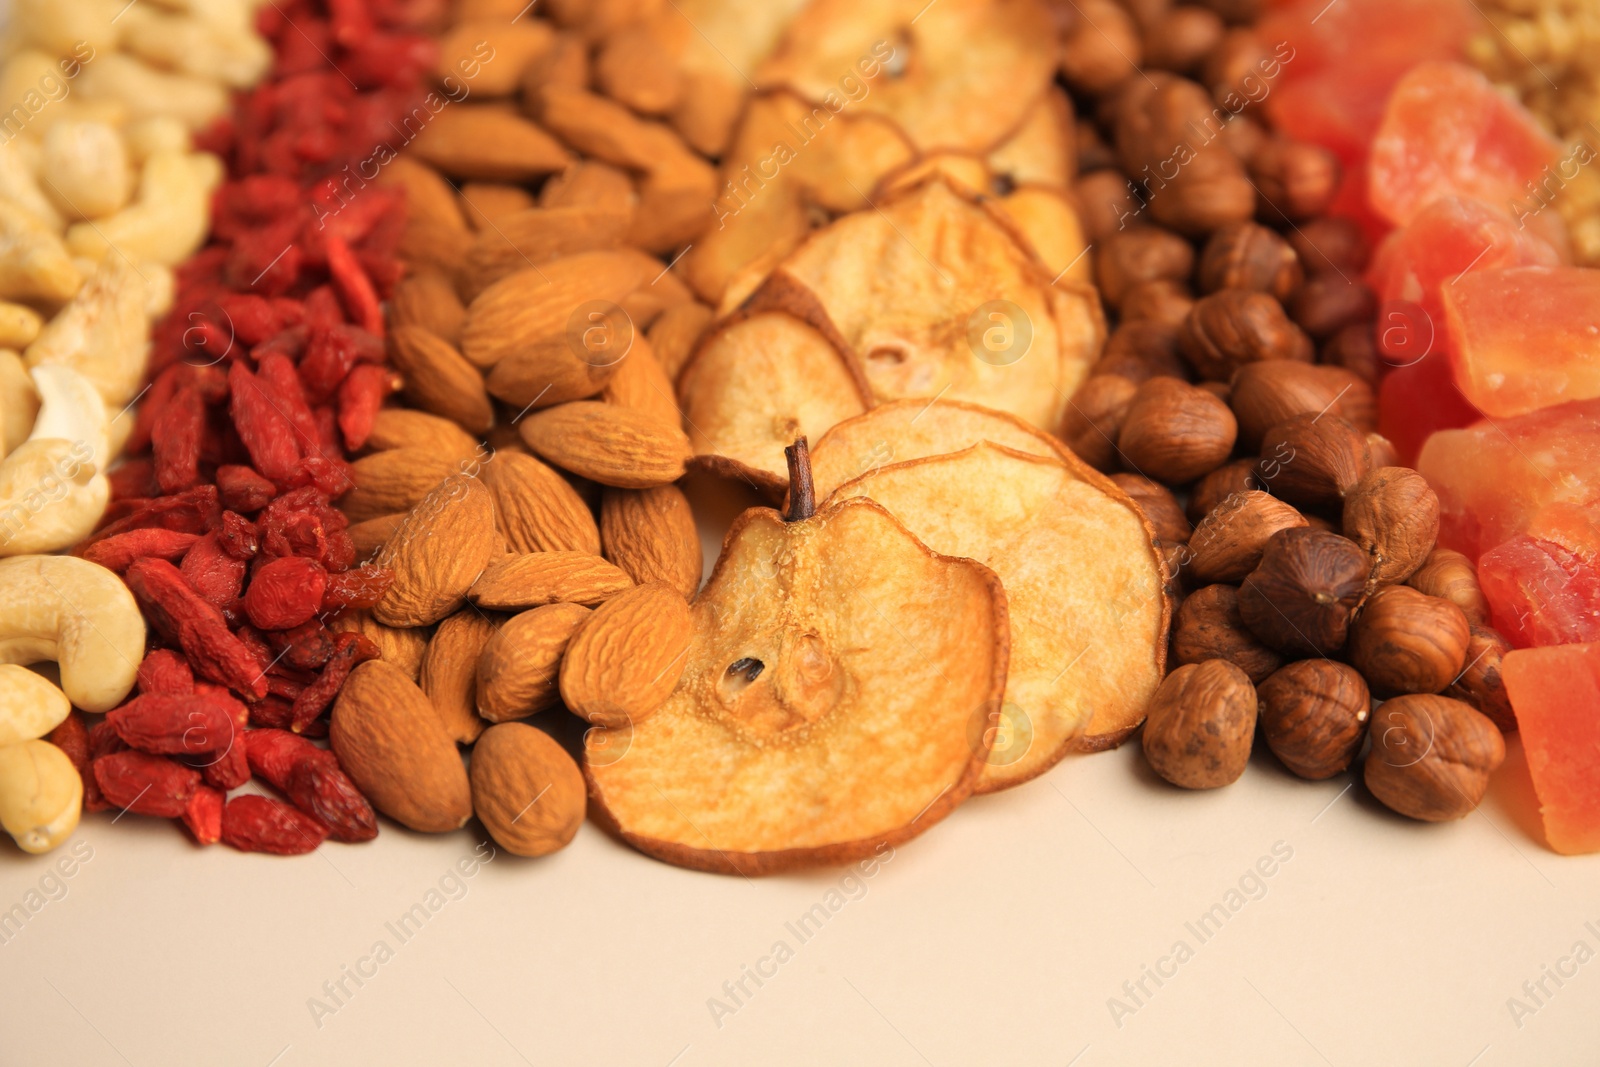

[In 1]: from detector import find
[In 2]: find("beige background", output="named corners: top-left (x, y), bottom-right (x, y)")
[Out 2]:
top-left (2, 482), bottom-right (1598, 1066)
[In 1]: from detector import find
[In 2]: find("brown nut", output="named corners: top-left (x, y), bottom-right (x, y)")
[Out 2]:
top-left (1180, 290), bottom-right (1314, 381)
top-left (1061, 0), bottom-right (1144, 94)
top-left (1117, 377), bottom-right (1238, 483)
top-left (1289, 217), bottom-right (1371, 276)
top-left (1200, 27), bottom-right (1272, 107)
top-left (1075, 170), bottom-right (1143, 244)
top-left (1141, 659), bottom-right (1257, 788)
top-left (1366, 433), bottom-right (1400, 470)
top-left (1228, 361), bottom-right (1376, 450)
top-left (1364, 694), bottom-right (1505, 821)
top-left (1348, 585), bottom-right (1470, 696)
top-left (1172, 584), bottom-right (1283, 682)
top-left (1188, 458), bottom-right (1263, 524)
top-left (1187, 489), bottom-right (1308, 584)
top-left (1097, 321), bottom-right (1189, 383)
top-left (1237, 527), bottom-right (1368, 655)
top-left (1342, 467), bottom-right (1440, 585)
top-left (1407, 547), bottom-right (1489, 625)
top-left (1062, 374), bottom-right (1139, 471)
top-left (1119, 279), bottom-right (1196, 329)
top-left (1257, 660), bottom-right (1370, 779)
top-left (1096, 227), bottom-right (1196, 307)
top-left (1144, 5), bottom-right (1226, 73)
top-left (1249, 139), bottom-right (1340, 221)
top-left (470, 722), bottom-right (586, 857)
top-left (1444, 624), bottom-right (1516, 733)
top-left (1196, 221), bottom-right (1303, 302)
top-left (1111, 473), bottom-right (1192, 544)
top-left (1256, 413), bottom-right (1372, 511)
top-left (1321, 321), bottom-right (1381, 386)
top-left (1289, 274), bottom-right (1376, 339)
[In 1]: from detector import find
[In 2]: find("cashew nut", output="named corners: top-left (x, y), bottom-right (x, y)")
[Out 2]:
top-left (0, 555), bottom-right (145, 713)
top-left (0, 665), bottom-right (71, 746)
top-left (64, 150), bottom-right (218, 267)
top-left (11, 0), bottom-right (126, 59)
top-left (0, 739), bottom-right (82, 854)
top-left (0, 351), bottom-right (40, 460)
top-left (0, 366), bottom-right (110, 556)
top-left (41, 120), bottom-right (133, 221)
top-left (0, 303), bottom-right (45, 350)
top-left (77, 53), bottom-right (230, 131)
top-left (0, 139), bottom-right (66, 233)
top-left (123, 116), bottom-right (191, 165)
top-left (120, 3), bottom-right (273, 89)
top-left (24, 255), bottom-right (150, 407)
top-left (0, 200), bottom-right (83, 305)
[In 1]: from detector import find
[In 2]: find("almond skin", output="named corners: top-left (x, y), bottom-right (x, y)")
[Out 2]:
top-left (374, 475), bottom-right (497, 627)
top-left (470, 723), bottom-right (585, 857)
top-left (406, 106), bottom-right (571, 182)
top-left (462, 204), bottom-right (632, 297)
top-left (560, 581), bottom-right (692, 728)
top-left (601, 337), bottom-right (681, 427)
top-left (388, 326), bottom-right (495, 434)
top-left (519, 401), bottom-right (691, 488)
top-left (331, 661), bottom-right (472, 833)
top-left (364, 408), bottom-right (482, 462)
top-left (470, 551), bottom-right (633, 610)
top-left (462, 252), bottom-right (648, 370)
top-left (390, 269), bottom-right (466, 346)
top-left (477, 603), bottom-right (590, 722)
top-left (343, 448), bottom-right (462, 523)
top-left (420, 610), bottom-right (502, 743)
top-left (600, 484), bottom-right (701, 599)
top-left (480, 451), bottom-right (601, 556)
top-left (348, 513), bottom-right (406, 560)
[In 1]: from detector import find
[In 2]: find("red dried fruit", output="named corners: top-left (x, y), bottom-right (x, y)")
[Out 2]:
top-left (152, 384), bottom-right (205, 494)
top-left (245, 727), bottom-right (331, 784)
top-left (228, 361), bottom-right (302, 485)
top-left (137, 649), bottom-right (195, 695)
top-left (244, 555), bottom-right (329, 630)
top-left (93, 751), bottom-right (200, 817)
top-left (200, 742), bottom-right (251, 791)
top-left (108, 458), bottom-right (161, 502)
top-left (326, 234), bottom-right (384, 336)
top-left (88, 485), bottom-right (221, 545)
top-left (336, 363), bottom-right (394, 451)
top-left (287, 757), bottom-right (379, 842)
top-left (124, 559), bottom-right (270, 700)
top-left (247, 696), bottom-right (296, 730)
top-left (268, 620), bottom-right (337, 670)
top-left (45, 710), bottom-right (90, 773)
top-left (182, 785), bottom-right (225, 846)
top-left (180, 533), bottom-right (248, 614)
top-left (217, 511), bottom-right (261, 560)
top-left (88, 719), bottom-right (128, 761)
top-left (107, 692), bottom-right (238, 755)
top-left (220, 795), bottom-right (330, 854)
top-left (290, 631), bottom-right (379, 731)
top-left (216, 465), bottom-right (277, 513)
top-left (322, 564), bottom-right (393, 612)
top-left (82, 528), bottom-right (201, 573)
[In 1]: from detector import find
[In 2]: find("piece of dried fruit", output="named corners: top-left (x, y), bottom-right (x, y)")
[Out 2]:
top-left (470, 722), bottom-right (586, 858)
top-left (221, 795), bottom-right (329, 855)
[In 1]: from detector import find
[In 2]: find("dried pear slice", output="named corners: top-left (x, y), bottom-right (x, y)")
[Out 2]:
top-left (757, 0), bottom-right (1056, 155)
top-left (986, 87), bottom-right (1076, 190)
top-left (997, 186), bottom-right (1093, 286)
top-left (832, 441), bottom-right (1168, 784)
top-left (585, 469), bottom-right (1008, 874)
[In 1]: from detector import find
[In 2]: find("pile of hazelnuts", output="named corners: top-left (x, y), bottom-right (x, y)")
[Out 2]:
top-left (1061, 212), bottom-right (1510, 824)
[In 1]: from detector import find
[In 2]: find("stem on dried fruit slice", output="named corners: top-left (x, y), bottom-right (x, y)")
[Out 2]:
top-left (784, 437), bottom-right (816, 522)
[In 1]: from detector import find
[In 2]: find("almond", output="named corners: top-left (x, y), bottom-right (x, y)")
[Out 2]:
top-left (628, 155), bottom-right (718, 254)
top-left (477, 602), bottom-right (590, 721)
top-left (390, 268), bottom-right (466, 345)
top-left (462, 205), bottom-right (633, 298)
top-left (378, 157), bottom-right (468, 233)
top-left (519, 401), bottom-right (691, 488)
top-left (330, 611), bottom-right (432, 680)
top-left (420, 609), bottom-right (502, 743)
top-left (480, 451), bottom-right (601, 555)
top-left (538, 160), bottom-right (636, 215)
top-left (460, 251), bottom-right (650, 369)
top-left (407, 106), bottom-right (571, 182)
top-left (560, 581), bottom-right (692, 728)
top-left (470, 551), bottom-right (634, 609)
top-left (343, 448), bottom-right (462, 523)
top-left (397, 220), bottom-right (472, 292)
top-left (519, 30), bottom-right (589, 100)
top-left (435, 20), bottom-right (555, 98)
top-left (374, 474), bottom-right (497, 627)
top-left (459, 182), bottom-right (538, 232)
top-left (470, 722), bottom-right (585, 857)
top-left (601, 336), bottom-right (681, 427)
top-left (348, 513), bottom-right (406, 560)
top-left (600, 485), bottom-right (701, 600)
top-left (331, 661), bottom-right (472, 833)
top-left (595, 25), bottom-right (683, 116)
top-left (483, 333), bottom-right (622, 409)
top-left (364, 408), bottom-right (481, 461)
top-left (645, 300), bottom-right (714, 383)
top-left (388, 326), bottom-right (495, 434)
top-left (536, 85), bottom-right (688, 173)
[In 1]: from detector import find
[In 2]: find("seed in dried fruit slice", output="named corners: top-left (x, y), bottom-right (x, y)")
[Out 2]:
top-left (834, 441), bottom-right (1167, 781)
top-left (586, 493), bottom-right (1008, 874)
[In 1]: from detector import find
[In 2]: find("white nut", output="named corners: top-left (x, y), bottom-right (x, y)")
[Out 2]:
top-left (0, 739), bottom-right (82, 854)
top-left (0, 199), bottom-right (83, 305)
top-left (76, 53), bottom-right (229, 131)
top-left (64, 150), bottom-right (217, 267)
top-left (28, 364), bottom-right (109, 461)
top-left (0, 664), bottom-right (71, 746)
top-left (140, 260), bottom-right (175, 318)
top-left (0, 350), bottom-right (40, 458)
top-left (0, 554), bottom-right (145, 713)
top-left (12, 0), bottom-right (124, 59)
top-left (120, 4), bottom-right (274, 89)
top-left (123, 116), bottom-right (191, 165)
top-left (41, 120), bottom-right (133, 220)
top-left (0, 366), bottom-right (110, 556)
top-left (0, 139), bottom-right (65, 232)
top-left (25, 256), bottom-right (150, 407)
top-left (0, 302), bottom-right (44, 350)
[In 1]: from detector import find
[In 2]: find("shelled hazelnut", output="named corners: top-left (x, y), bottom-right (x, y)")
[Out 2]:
top-left (1445, 625), bottom-right (1516, 733)
top-left (1364, 694), bottom-right (1505, 821)
top-left (1348, 585), bottom-right (1470, 696)
top-left (1407, 547), bottom-right (1490, 625)
top-left (1342, 467), bottom-right (1440, 585)
top-left (1142, 659), bottom-right (1257, 788)
top-left (1256, 413), bottom-right (1372, 510)
top-left (1096, 226), bottom-right (1196, 306)
top-left (1180, 289), bottom-right (1314, 381)
top-left (1248, 140), bottom-right (1340, 221)
top-left (1187, 489), bottom-right (1308, 584)
top-left (1288, 217), bottom-right (1370, 276)
top-left (1144, 6), bottom-right (1226, 73)
top-left (1321, 321), bottom-right (1382, 386)
top-left (1117, 377), bottom-right (1238, 483)
top-left (1172, 584), bottom-right (1284, 682)
top-left (1257, 660), bottom-right (1370, 779)
top-left (1098, 321), bottom-right (1190, 382)
top-left (1112, 473), bottom-right (1193, 544)
top-left (1366, 433), bottom-right (1399, 470)
top-left (1237, 527), bottom-right (1369, 654)
top-left (1061, 374), bottom-right (1138, 472)
top-left (1290, 274), bottom-right (1377, 339)
top-left (1076, 170), bottom-right (1143, 243)
top-left (1228, 361), bottom-right (1375, 448)
top-left (1188, 458), bottom-right (1263, 524)
top-left (1196, 221), bottom-right (1304, 301)
top-left (1120, 279), bottom-right (1196, 328)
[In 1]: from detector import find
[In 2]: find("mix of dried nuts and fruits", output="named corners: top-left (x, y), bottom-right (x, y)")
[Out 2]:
top-left (0, 0), bottom-right (1596, 871)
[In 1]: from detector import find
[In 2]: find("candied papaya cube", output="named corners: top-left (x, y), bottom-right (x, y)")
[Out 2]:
top-left (1479, 535), bottom-right (1600, 648)
top-left (1503, 643), bottom-right (1600, 854)
top-left (1378, 355), bottom-right (1482, 465)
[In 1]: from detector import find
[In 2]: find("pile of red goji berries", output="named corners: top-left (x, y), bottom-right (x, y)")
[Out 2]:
top-left (48, 0), bottom-right (446, 855)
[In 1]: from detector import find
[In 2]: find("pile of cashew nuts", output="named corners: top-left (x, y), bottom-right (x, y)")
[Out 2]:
top-left (0, 0), bottom-right (270, 853)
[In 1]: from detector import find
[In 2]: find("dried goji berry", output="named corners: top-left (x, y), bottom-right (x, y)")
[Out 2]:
top-left (247, 696), bottom-right (296, 730)
top-left (88, 720), bottom-right (128, 761)
top-left (287, 758), bottom-right (378, 842)
top-left (217, 511), bottom-right (261, 561)
top-left (151, 384), bottom-right (205, 494)
top-left (251, 323), bottom-right (308, 364)
top-left (216, 465), bottom-right (277, 513)
top-left (182, 785), bottom-right (225, 846)
top-left (181, 533), bottom-right (248, 615)
top-left (45, 711), bottom-right (90, 774)
top-left (290, 631), bottom-right (379, 731)
top-left (82, 528), bottom-right (200, 573)
top-left (93, 751), bottom-right (200, 818)
top-left (245, 727), bottom-right (331, 784)
top-left (322, 563), bottom-right (393, 612)
top-left (88, 485), bottom-right (221, 546)
top-left (199, 741), bottom-right (251, 791)
top-left (244, 555), bottom-right (328, 630)
top-left (108, 692), bottom-right (238, 755)
top-left (228, 362), bottom-right (302, 486)
top-left (267, 620), bottom-right (337, 671)
top-left (124, 559), bottom-right (270, 700)
top-left (137, 649), bottom-right (195, 696)
top-left (335, 363), bottom-right (394, 451)
top-left (326, 234), bottom-right (384, 336)
top-left (108, 458), bottom-right (161, 502)
top-left (221, 795), bottom-right (329, 855)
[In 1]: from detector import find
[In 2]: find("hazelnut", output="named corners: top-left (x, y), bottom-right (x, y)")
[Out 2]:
top-left (1228, 361), bottom-right (1376, 449)
top-left (1061, 0), bottom-right (1144, 94)
top-left (1444, 624), bottom-right (1516, 733)
top-left (1196, 221), bottom-right (1303, 302)
top-left (1188, 458), bottom-right (1263, 523)
top-left (1120, 278), bottom-right (1196, 329)
top-left (1342, 467), bottom-right (1440, 585)
top-left (1119, 0), bottom-right (1173, 31)
top-left (1096, 227), bottom-right (1196, 307)
top-left (1076, 170), bottom-right (1143, 243)
top-left (1290, 274), bottom-right (1377, 339)
top-left (1257, 660), bottom-right (1370, 779)
top-left (1249, 140), bottom-right (1340, 221)
top-left (1196, 0), bottom-right (1263, 24)
top-left (1321, 321), bottom-right (1381, 386)
top-left (1141, 659), bottom-right (1257, 788)
top-left (1288, 217), bottom-right (1371, 276)
top-left (1096, 321), bottom-right (1189, 382)
top-left (1062, 374), bottom-right (1138, 472)
top-left (1237, 527), bottom-right (1368, 654)
top-left (1301, 513), bottom-right (1338, 534)
top-left (1156, 153), bottom-right (1259, 236)
top-left (1349, 585), bottom-right (1470, 696)
top-left (1180, 290), bottom-right (1314, 381)
top-left (1118, 377), bottom-right (1238, 483)
top-left (1075, 121), bottom-right (1119, 173)
top-left (1144, 5), bottom-right (1225, 72)
top-left (1198, 380), bottom-right (1231, 404)
top-left (1200, 27), bottom-right (1271, 107)
top-left (1172, 584), bottom-right (1283, 681)
top-left (1187, 488), bottom-right (1308, 584)
top-left (1256, 413), bottom-right (1372, 511)
top-left (1364, 694), bottom-right (1505, 821)
top-left (1218, 113), bottom-right (1269, 162)
top-left (1111, 472), bottom-right (1192, 543)
top-left (1365, 433), bottom-right (1399, 470)
top-left (1407, 547), bottom-right (1489, 625)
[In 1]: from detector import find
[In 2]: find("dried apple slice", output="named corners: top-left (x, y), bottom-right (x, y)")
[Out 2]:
top-left (832, 441), bottom-right (1168, 783)
top-left (585, 448), bottom-right (1008, 874)
top-left (757, 0), bottom-right (1056, 155)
